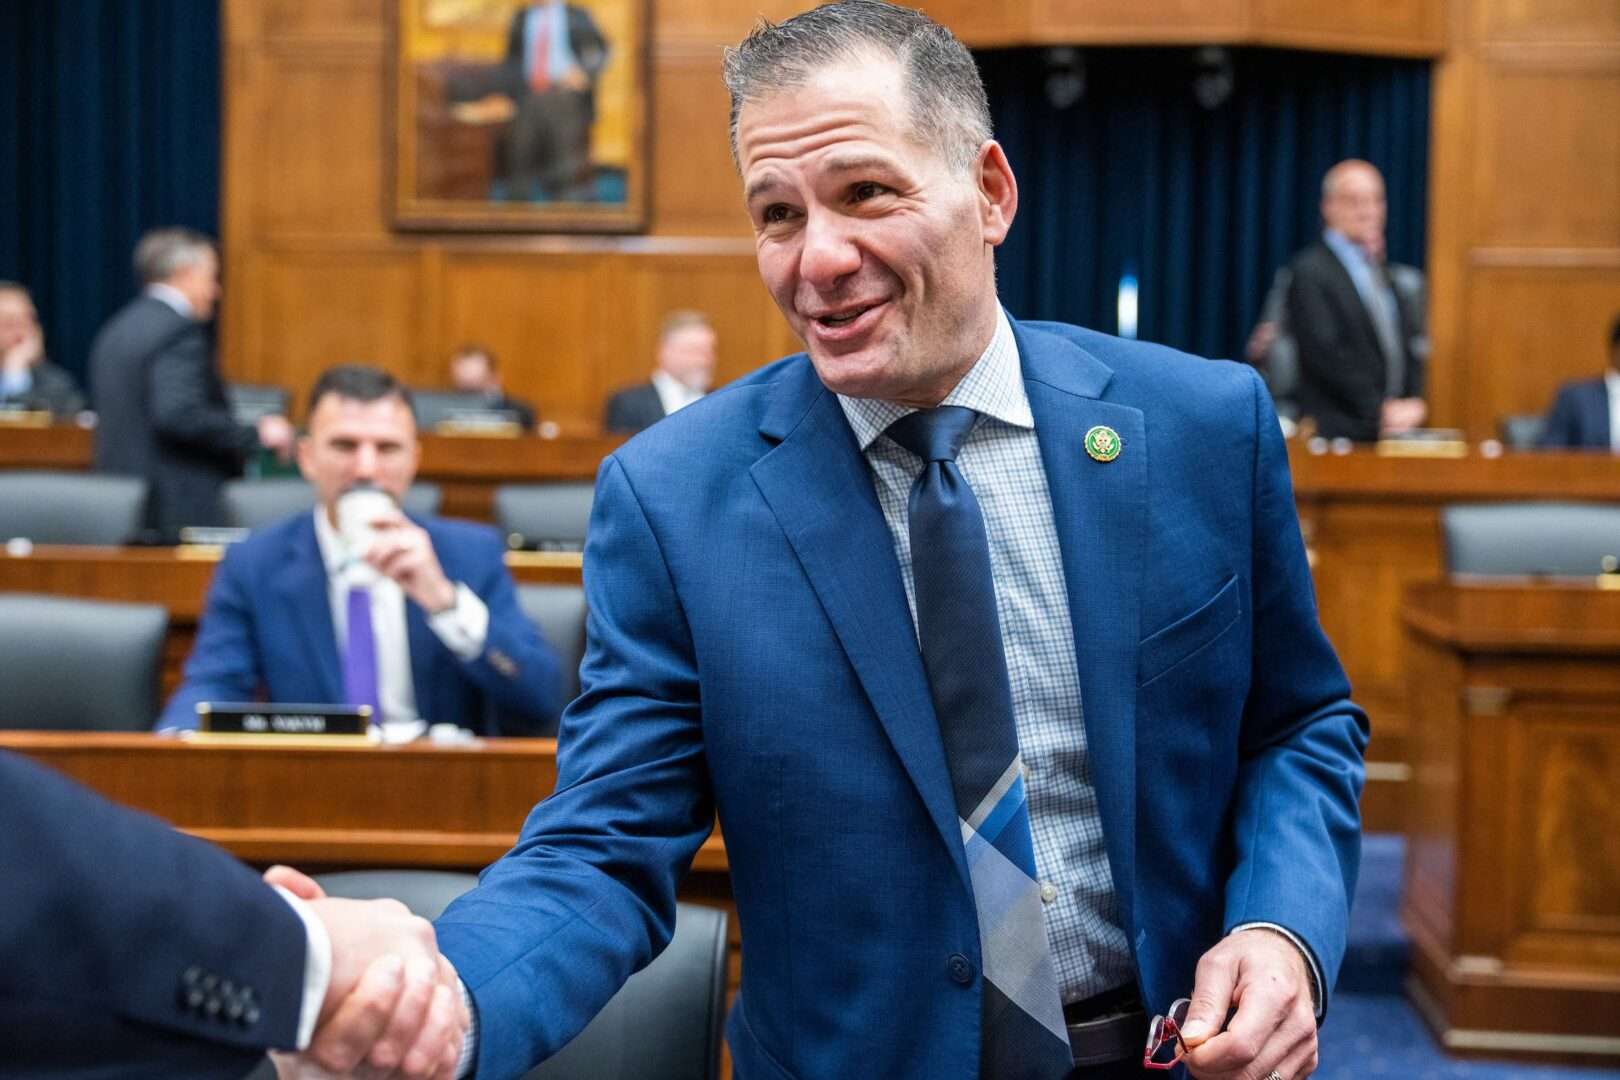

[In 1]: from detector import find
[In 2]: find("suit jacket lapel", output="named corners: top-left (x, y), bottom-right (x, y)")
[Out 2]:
top-left (273, 515), bottom-right (343, 703)
top-left (1014, 320), bottom-right (1143, 922)
top-left (750, 364), bottom-right (970, 892)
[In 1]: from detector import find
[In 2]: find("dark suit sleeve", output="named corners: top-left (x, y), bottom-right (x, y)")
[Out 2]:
top-left (602, 388), bottom-right (636, 433)
top-left (1223, 369), bottom-right (1370, 1005)
top-left (157, 546), bottom-right (265, 730)
top-left (147, 328), bottom-right (257, 462)
top-left (24, 363), bottom-right (86, 417)
top-left (435, 456), bottom-right (711, 1075)
top-left (569, 5), bottom-right (609, 79)
top-left (1286, 262), bottom-right (1384, 436)
top-left (1538, 384), bottom-right (1581, 448)
top-left (0, 752), bottom-right (306, 1065)
top-left (454, 529), bottom-right (565, 735)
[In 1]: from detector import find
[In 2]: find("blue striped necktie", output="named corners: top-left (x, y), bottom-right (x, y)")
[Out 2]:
top-left (885, 406), bottom-right (1072, 1079)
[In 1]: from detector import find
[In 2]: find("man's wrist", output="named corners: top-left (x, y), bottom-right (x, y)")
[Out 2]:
top-left (1228, 922), bottom-right (1323, 1017)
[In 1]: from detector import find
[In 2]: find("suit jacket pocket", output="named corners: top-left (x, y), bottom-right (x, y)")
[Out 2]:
top-left (1138, 574), bottom-right (1242, 687)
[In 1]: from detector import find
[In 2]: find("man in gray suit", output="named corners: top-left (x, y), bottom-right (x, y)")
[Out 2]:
top-left (89, 228), bottom-right (294, 542)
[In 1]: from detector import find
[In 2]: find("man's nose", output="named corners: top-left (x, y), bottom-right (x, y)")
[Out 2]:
top-left (798, 210), bottom-right (861, 288)
top-left (354, 444), bottom-right (378, 479)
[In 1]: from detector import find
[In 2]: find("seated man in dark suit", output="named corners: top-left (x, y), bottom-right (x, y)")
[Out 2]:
top-left (1, 750), bottom-right (465, 1078)
top-left (0, 280), bottom-right (85, 418)
top-left (158, 364), bottom-right (564, 736)
top-left (1539, 314), bottom-right (1620, 451)
top-left (447, 342), bottom-right (537, 429)
top-left (602, 309), bottom-right (717, 434)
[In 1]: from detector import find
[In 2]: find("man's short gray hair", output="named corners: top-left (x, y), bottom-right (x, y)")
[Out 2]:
top-left (722, 0), bottom-right (992, 173)
top-left (134, 227), bottom-right (215, 285)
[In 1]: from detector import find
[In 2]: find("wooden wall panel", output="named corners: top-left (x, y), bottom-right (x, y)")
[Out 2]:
top-left (650, 47), bottom-right (749, 237)
top-left (1255, 0), bottom-right (1446, 54)
top-left (1473, 65), bottom-right (1620, 249)
top-left (1460, 267), bottom-right (1620, 435)
top-left (1477, 0), bottom-right (1620, 44)
top-left (1031, 0), bottom-right (1250, 44)
top-left (262, 0), bottom-right (384, 40)
top-left (242, 253), bottom-right (424, 397)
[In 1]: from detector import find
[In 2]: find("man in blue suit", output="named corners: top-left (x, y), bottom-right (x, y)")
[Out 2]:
top-left (158, 365), bottom-right (562, 736)
top-left (1538, 314), bottom-right (1620, 451)
top-left (283, 5), bottom-right (1368, 1079)
top-left (0, 751), bottom-right (466, 1077)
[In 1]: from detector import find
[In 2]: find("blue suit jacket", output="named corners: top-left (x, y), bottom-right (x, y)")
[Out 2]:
top-left (436, 320), bottom-right (1369, 1079)
top-left (0, 751), bottom-right (306, 1076)
top-left (158, 512), bottom-right (563, 735)
top-left (1538, 377), bottom-right (1612, 450)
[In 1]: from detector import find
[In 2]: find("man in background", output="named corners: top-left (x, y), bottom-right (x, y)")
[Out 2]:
top-left (0, 280), bottom-right (85, 418)
top-left (157, 364), bottom-right (563, 736)
top-left (501, 0), bottom-right (609, 201)
top-left (1538, 314), bottom-right (1620, 451)
top-left (602, 309), bottom-right (717, 434)
top-left (1, 750), bottom-right (465, 1078)
top-left (89, 228), bottom-right (294, 541)
top-left (447, 343), bottom-right (537, 428)
top-left (1285, 160), bottom-right (1428, 442)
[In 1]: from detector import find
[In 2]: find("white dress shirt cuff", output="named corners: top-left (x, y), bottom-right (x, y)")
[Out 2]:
top-left (428, 584), bottom-right (489, 661)
top-left (272, 885), bottom-right (332, 1050)
top-left (1229, 921), bottom-right (1325, 1019)
top-left (456, 978), bottom-right (480, 1077)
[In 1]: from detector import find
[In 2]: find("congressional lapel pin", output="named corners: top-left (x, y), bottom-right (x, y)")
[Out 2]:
top-left (1084, 425), bottom-right (1122, 463)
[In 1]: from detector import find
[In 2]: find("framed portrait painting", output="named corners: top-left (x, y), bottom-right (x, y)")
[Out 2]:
top-left (390, 0), bottom-right (649, 232)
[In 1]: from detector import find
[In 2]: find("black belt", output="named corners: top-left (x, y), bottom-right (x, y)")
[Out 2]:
top-left (1063, 984), bottom-right (1148, 1067)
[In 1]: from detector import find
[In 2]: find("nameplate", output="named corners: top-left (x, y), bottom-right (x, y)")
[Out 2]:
top-left (197, 702), bottom-right (371, 736)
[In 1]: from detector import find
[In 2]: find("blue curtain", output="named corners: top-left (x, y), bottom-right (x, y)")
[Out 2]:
top-left (0, 1), bottom-right (221, 382)
top-left (982, 47), bottom-right (1430, 361)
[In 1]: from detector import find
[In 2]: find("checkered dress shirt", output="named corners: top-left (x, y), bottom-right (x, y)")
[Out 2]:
top-left (836, 307), bottom-right (1135, 1003)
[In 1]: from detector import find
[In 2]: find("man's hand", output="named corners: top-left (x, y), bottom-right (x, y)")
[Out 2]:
top-left (1379, 397), bottom-right (1427, 435)
top-left (558, 65), bottom-right (589, 92)
top-left (257, 414), bottom-right (296, 462)
top-left (1, 327), bottom-right (43, 374)
top-left (1178, 928), bottom-right (1317, 1080)
top-left (265, 866), bottom-right (468, 1079)
top-left (362, 511), bottom-right (458, 614)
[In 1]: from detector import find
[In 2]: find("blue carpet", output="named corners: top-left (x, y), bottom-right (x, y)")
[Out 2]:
top-left (1319, 834), bottom-right (1620, 1078)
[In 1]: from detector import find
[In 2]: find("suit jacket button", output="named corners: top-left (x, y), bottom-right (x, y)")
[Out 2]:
top-left (225, 1000), bottom-right (245, 1022)
top-left (184, 988), bottom-right (206, 1011)
top-left (243, 1005), bottom-right (262, 1026)
top-left (947, 953), bottom-right (975, 985)
top-left (181, 966), bottom-right (203, 988)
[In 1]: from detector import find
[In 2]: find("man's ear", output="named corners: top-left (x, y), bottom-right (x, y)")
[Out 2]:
top-left (976, 140), bottom-right (1018, 247)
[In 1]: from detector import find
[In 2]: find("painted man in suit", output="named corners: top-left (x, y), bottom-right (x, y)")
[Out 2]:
top-left (1285, 160), bottom-right (1428, 442)
top-left (157, 364), bottom-right (563, 737)
top-left (89, 228), bottom-right (295, 542)
top-left (601, 309), bottom-right (717, 434)
top-left (277, 5), bottom-right (1366, 1078)
top-left (0, 750), bottom-right (466, 1078)
top-left (0, 281), bottom-right (86, 418)
top-left (1538, 314), bottom-right (1620, 451)
top-left (500, 0), bottom-right (609, 201)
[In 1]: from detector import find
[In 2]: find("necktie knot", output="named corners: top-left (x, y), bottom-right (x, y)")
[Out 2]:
top-left (884, 405), bottom-right (979, 463)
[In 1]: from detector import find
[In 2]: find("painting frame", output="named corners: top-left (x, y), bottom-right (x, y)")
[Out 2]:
top-left (388, 0), bottom-right (650, 233)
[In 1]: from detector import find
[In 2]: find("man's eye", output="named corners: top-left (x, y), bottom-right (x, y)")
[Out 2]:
top-left (761, 204), bottom-right (794, 224)
top-left (851, 182), bottom-right (887, 202)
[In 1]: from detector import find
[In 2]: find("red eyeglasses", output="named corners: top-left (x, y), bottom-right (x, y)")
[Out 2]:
top-left (1143, 998), bottom-right (1192, 1070)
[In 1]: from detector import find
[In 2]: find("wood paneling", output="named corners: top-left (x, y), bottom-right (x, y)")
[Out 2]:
top-left (1473, 65), bottom-right (1620, 249)
top-left (1402, 581), bottom-right (1620, 1063)
top-left (1031, 0), bottom-right (1250, 44)
top-left (649, 47), bottom-right (748, 237)
top-left (1256, 0), bottom-right (1446, 54)
top-left (1462, 267), bottom-right (1620, 435)
top-left (1477, 0), bottom-right (1620, 44)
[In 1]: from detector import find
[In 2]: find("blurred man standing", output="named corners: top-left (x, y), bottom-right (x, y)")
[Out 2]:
top-left (1285, 160), bottom-right (1428, 442)
top-left (90, 228), bottom-right (293, 541)
top-left (602, 310), bottom-right (718, 434)
top-left (0, 281), bottom-right (85, 418)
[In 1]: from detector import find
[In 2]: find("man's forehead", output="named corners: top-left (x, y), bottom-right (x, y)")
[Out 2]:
top-left (311, 395), bottom-right (416, 435)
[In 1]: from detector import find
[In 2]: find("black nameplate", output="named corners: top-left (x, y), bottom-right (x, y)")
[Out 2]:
top-left (197, 702), bottom-right (371, 736)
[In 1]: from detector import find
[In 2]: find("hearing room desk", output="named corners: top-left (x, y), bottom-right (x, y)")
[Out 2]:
top-left (1398, 579), bottom-right (1620, 1066)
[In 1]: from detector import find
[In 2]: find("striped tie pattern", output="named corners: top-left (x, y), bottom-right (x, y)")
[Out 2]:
top-left (886, 406), bottom-right (1072, 1079)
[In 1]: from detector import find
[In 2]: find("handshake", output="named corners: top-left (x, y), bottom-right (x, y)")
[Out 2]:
top-left (265, 866), bottom-right (469, 1080)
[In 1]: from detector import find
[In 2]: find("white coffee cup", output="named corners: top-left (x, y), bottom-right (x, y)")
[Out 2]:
top-left (335, 485), bottom-right (396, 564)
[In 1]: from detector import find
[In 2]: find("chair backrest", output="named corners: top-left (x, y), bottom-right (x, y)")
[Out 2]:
top-left (0, 471), bottom-right (148, 544)
top-left (1442, 502), bottom-right (1620, 576)
top-left (222, 479), bottom-right (442, 530)
top-left (313, 870), bottom-right (728, 1080)
top-left (226, 382), bottom-right (292, 425)
top-left (516, 583), bottom-right (588, 702)
top-left (1497, 413), bottom-right (1548, 450)
top-left (0, 593), bottom-right (168, 730)
top-left (495, 483), bottom-right (595, 550)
